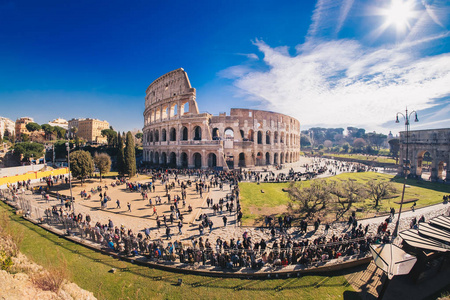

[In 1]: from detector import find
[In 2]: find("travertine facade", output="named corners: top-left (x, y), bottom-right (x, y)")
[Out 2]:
top-left (0, 117), bottom-right (15, 140)
top-left (143, 69), bottom-right (300, 169)
top-left (399, 128), bottom-right (450, 181)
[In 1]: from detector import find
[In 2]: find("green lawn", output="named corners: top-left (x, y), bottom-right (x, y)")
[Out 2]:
top-left (323, 153), bottom-right (396, 164)
top-left (239, 172), bottom-right (450, 224)
top-left (0, 201), bottom-right (360, 300)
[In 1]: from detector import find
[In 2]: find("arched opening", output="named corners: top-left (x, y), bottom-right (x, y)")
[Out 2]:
top-left (256, 152), bottom-right (263, 166)
top-left (181, 102), bottom-right (190, 115)
top-left (285, 152), bottom-right (288, 163)
top-left (226, 155), bottom-right (234, 169)
top-left (169, 152), bottom-right (176, 167)
top-left (224, 128), bottom-right (234, 140)
top-left (149, 131), bottom-right (154, 143)
top-left (208, 153), bottom-right (217, 168)
top-left (280, 152), bottom-right (284, 164)
top-left (266, 131), bottom-right (271, 144)
top-left (248, 129), bottom-right (254, 142)
top-left (274, 132), bottom-right (279, 143)
top-left (180, 152), bottom-right (188, 168)
top-left (240, 130), bottom-right (245, 140)
top-left (265, 152), bottom-right (270, 165)
top-left (212, 128), bottom-right (220, 140)
top-left (193, 153), bottom-right (202, 168)
top-left (257, 131), bottom-right (263, 144)
top-left (161, 129), bottom-right (167, 142)
top-left (161, 152), bottom-right (167, 165)
top-left (169, 127), bottom-right (176, 141)
top-left (417, 151), bottom-right (432, 180)
top-left (437, 161), bottom-right (447, 181)
top-left (274, 153), bottom-right (278, 165)
top-left (149, 151), bottom-right (154, 163)
top-left (162, 106), bottom-right (168, 120)
top-left (181, 126), bottom-right (188, 141)
top-left (170, 104), bottom-right (178, 118)
top-left (154, 152), bottom-right (160, 165)
top-left (154, 130), bottom-right (159, 142)
top-left (238, 152), bottom-right (246, 167)
top-left (193, 126), bottom-right (202, 140)
top-left (281, 132), bottom-right (285, 144)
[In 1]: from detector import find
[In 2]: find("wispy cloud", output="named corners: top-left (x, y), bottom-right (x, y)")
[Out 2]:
top-left (221, 0), bottom-right (450, 132)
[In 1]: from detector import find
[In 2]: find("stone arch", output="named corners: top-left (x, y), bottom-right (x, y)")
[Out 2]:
top-left (193, 126), bottom-right (202, 140)
top-left (169, 127), bottom-right (176, 141)
top-left (256, 152), bottom-right (263, 166)
top-left (155, 110), bottom-right (161, 121)
top-left (281, 132), bottom-right (285, 143)
top-left (154, 129), bottom-right (159, 142)
top-left (240, 129), bottom-right (245, 140)
top-left (248, 129), bottom-right (254, 142)
top-left (162, 106), bottom-right (169, 120)
top-left (285, 152), bottom-right (289, 163)
top-left (265, 152), bottom-right (271, 165)
top-left (208, 153), bottom-right (217, 168)
top-left (438, 161), bottom-right (447, 181)
top-left (274, 131), bottom-right (279, 143)
top-left (280, 152), bottom-right (284, 164)
top-left (180, 152), bottom-right (188, 168)
top-left (266, 131), bottom-right (271, 144)
top-left (274, 152), bottom-right (278, 165)
top-left (161, 128), bottom-right (167, 142)
top-left (149, 131), bottom-right (154, 142)
top-left (257, 131), bottom-right (263, 144)
top-left (181, 126), bottom-right (188, 141)
top-left (224, 128), bottom-right (234, 140)
top-left (154, 152), bottom-right (160, 164)
top-left (212, 128), bottom-right (220, 139)
top-left (170, 103), bottom-right (178, 118)
top-left (181, 102), bottom-right (190, 115)
top-left (149, 151), bottom-right (154, 163)
top-left (238, 152), bottom-right (246, 167)
top-left (161, 152), bottom-right (167, 165)
top-left (193, 152), bottom-right (202, 168)
top-left (169, 152), bottom-right (176, 167)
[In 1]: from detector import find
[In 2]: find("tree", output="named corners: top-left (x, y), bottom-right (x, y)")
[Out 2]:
top-left (341, 143), bottom-right (350, 153)
top-left (287, 180), bottom-right (332, 218)
top-left (135, 132), bottom-right (143, 140)
top-left (26, 122), bottom-right (41, 132)
top-left (366, 180), bottom-right (397, 207)
top-left (352, 138), bottom-right (366, 151)
top-left (41, 124), bottom-right (54, 140)
top-left (116, 132), bottom-right (125, 175)
top-left (101, 128), bottom-right (118, 147)
top-left (388, 138), bottom-right (400, 163)
top-left (300, 135), bottom-right (311, 147)
top-left (70, 150), bottom-right (94, 185)
top-left (93, 152), bottom-right (111, 182)
top-left (69, 126), bottom-right (78, 139)
top-left (53, 126), bottom-right (66, 139)
top-left (13, 142), bottom-right (44, 162)
top-left (330, 180), bottom-right (367, 221)
top-left (21, 133), bottom-right (30, 142)
top-left (124, 131), bottom-right (136, 177)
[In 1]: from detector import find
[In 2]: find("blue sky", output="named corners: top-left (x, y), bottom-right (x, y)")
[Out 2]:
top-left (0, 0), bottom-right (449, 135)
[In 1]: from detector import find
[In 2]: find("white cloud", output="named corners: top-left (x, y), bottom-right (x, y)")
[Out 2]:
top-left (220, 0), bottom-right (450, 132)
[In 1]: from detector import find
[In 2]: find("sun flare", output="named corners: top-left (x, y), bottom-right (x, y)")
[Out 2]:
top-left (383, 0), bottom-right (416, 33)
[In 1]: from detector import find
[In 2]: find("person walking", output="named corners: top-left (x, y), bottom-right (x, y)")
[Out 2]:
top-left (127, 202), bottom-right (131, 212)
top-left (116, 199), bottom-right (121, 209)
top-left (223, 215), bottom-right (227, 227)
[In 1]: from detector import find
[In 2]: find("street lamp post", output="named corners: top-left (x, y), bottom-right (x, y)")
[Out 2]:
top-left (393, 108), bottom-right (418, 238)
top-left (66, 141), bottom-right (74, 215)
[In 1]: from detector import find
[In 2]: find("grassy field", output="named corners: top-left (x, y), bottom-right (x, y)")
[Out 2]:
top-left (239, 172), bottom-right (450, 225)
top-left (0, 201), bottom-right (360, 300)
top-left (323, 154), bottom-right (396, 164)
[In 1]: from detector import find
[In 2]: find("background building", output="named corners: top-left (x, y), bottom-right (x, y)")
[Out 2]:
top-left (0, 117), bottom-right (15, 140)
top-left (70, 118), bottom-right (109, 144)
top-left (48, 118), bottom-right (69, 130)
top-left (15, 117), bottom-right (34, 140)
top-left (143, 69), bottom-right (301, 169)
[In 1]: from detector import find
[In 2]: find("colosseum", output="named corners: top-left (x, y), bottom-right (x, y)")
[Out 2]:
top-left (142, 68), bottom-right (301, 169)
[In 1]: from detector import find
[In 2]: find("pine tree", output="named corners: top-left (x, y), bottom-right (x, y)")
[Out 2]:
top-left (124, 131), bottom-right (136, 177)
top-left (117, 132), bottom-right (125, 176)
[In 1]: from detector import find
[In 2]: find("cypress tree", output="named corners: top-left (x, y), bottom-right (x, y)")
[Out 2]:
top-left (124, 131), bottom-right (136, 177)
top-left (117, 132), bottom-right (125, 176)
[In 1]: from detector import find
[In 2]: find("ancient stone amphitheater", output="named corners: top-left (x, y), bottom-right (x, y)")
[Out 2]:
top-left (143, 68), bottom-right (300, 169)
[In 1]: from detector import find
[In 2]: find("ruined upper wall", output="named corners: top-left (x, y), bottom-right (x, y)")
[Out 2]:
top-left (145, 68), bottom-right (195, 108)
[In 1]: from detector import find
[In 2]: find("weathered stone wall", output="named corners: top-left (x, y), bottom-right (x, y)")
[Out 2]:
top-left (142, 69), bottom-right (301, 169)
top-left (399, 128), bottom-right (450, 181)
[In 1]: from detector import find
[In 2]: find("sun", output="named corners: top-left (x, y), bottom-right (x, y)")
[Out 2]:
top-left (382, 0), bottom-right (416, 33)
